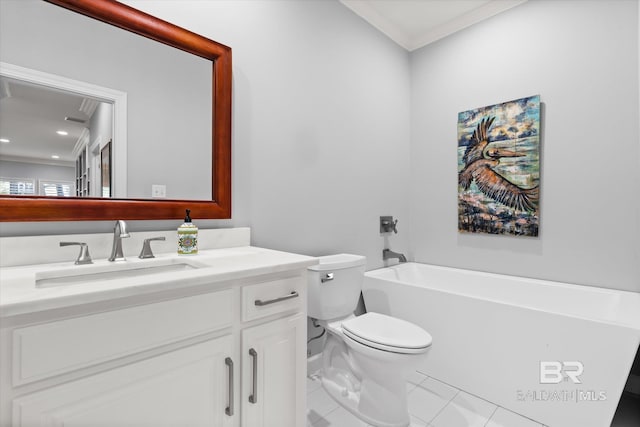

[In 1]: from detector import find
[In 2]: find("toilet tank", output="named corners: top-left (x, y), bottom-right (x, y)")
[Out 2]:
top-left (307, 254), bottom-right (366, 320)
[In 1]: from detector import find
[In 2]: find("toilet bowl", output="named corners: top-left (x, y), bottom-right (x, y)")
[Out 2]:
top-left (307, 255), bottom-right (432, 427)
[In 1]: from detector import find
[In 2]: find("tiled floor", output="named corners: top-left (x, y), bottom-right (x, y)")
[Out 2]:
top-left (307, 370), bottom-right (545, 427)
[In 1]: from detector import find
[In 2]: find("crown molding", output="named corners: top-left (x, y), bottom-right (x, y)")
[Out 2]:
top-left (340, 0), bottom-right (528, 52)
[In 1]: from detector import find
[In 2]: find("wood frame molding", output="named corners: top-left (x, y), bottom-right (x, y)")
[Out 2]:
top-left (0, 0), bottom-right (231, 221)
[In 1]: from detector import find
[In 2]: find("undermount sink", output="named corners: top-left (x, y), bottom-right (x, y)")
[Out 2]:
top-left (35, 257), bottom-right (208, 288)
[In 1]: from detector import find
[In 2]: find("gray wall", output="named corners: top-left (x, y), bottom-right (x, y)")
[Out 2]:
top-left (89, 103), bottom-right (113, 153)
top-left (0, 0), bottom-right (411, 271)
top-left (409, 0), bottom-right (640, 292)
top-left (1, 0), bottom-right (638, 292)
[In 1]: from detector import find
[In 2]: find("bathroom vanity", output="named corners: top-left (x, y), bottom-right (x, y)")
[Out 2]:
top-left (0, 229), bottom-right (316, 427)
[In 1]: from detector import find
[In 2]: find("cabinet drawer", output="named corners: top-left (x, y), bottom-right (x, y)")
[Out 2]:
top-left (242, 277), bottom-right (304, 322)
top-left (13, 289), bottom-right (232, 386)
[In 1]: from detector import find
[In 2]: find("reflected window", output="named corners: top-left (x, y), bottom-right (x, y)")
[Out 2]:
top-left (40, 180), bottom-right (74, 197)
top-left (0, 177), bottom-right (35, 195)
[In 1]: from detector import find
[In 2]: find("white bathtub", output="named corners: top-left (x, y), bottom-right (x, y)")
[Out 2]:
top-left (363, 263), bottom-right (640, 427)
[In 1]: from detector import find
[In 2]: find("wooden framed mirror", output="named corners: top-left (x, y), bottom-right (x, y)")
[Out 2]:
top-left (0, 0), bottom-right (231, 221)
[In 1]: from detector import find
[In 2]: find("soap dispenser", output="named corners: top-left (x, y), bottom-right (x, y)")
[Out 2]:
top-left (177, 209), bottom-right (198, 255)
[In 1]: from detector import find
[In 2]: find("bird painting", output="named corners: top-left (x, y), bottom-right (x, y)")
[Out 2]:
top-left (457, 96), bottom-right (540, 236)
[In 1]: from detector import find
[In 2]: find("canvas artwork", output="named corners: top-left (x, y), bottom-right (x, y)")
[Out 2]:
top-left (457, 95), bottom-right (540, 236)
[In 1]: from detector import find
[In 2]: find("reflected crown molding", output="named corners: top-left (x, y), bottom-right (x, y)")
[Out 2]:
top-left (79, 98), bottom-right (99, 117)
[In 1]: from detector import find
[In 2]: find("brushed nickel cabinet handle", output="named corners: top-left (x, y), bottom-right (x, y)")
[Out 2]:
top-left (225, 357), bottom-right (234, 416)
top-left (254, 291), bottom-right (299, 306)
top-left (248, 348), bottom-right (258, 404)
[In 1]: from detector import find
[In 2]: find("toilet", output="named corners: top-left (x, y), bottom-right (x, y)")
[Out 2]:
top-left (307, 254), bottom-right (432, 427)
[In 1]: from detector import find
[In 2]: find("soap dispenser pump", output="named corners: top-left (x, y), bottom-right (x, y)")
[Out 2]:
top-left (177, 209), bottom-right (198, 255)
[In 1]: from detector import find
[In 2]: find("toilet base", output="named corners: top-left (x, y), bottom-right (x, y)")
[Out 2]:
top-left (321, 371), bottom-right (410, 427)
top-left (320, 333), bottom-right (411, 427)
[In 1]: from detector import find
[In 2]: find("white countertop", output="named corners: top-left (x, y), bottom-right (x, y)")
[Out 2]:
top-left (0, 246), bottom-right (317, 318)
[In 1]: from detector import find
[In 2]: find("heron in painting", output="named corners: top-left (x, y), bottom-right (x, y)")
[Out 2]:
top-left (458, 117), bottom-right (538, 212)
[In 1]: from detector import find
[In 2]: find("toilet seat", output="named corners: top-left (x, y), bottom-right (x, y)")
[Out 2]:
top-left (341, 312), bottom-right (432, 354)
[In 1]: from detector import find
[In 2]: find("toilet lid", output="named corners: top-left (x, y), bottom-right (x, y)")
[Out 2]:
top-left (341, 312), bottom-right (432, 354)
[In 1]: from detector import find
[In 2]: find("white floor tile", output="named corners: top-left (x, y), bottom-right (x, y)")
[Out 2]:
top-left (408, 415), bottom-right (429, 427)
top-left (486, 407), bottom-right (543, 427)
top-left (407, 378), bottom-right (457, 423)
top-left (312, 407), bottom-right (369, 427)
top-left (308, 374), bottom-right (323, 394)
top-left (420, 377), bottom-right (459, 400)
top-left (407, 371), bottom-right (429, 394)
top-left (306, 370), bottom-right (542, 427)
top-left (307, 386), bottom-right (340, 425)
top-left (408, 370), bottom-right (429, 385)
top-left (430, 391), bottom-right (497, 427)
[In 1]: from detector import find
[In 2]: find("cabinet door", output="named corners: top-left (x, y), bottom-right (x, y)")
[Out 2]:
top-left (12, 336), bottom-right (235, 427)
top-left (241, 313), bottom-right (306, 427)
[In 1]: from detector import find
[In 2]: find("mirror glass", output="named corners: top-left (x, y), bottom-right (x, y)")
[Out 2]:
top-left (0, 76), bottom-right (113, 197)
top-left (0, 0), bottom-right (212, 200)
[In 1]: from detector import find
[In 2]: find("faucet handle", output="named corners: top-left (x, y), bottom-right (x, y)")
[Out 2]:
top-left (139, 237), bottom-right (166, 259)
top-left (60, 242), bottom-right (93, 265)
top-left (380, 216), bottom-right (398, 234)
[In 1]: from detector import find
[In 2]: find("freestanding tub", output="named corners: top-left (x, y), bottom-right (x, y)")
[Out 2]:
top-left (363, 263), bottom-right (640, 427)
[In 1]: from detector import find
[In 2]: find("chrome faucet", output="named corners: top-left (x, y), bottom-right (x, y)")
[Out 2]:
top-left (382, 248), bottom-right (407, 263)
top-left (108, 220), bottom-right (131, 261)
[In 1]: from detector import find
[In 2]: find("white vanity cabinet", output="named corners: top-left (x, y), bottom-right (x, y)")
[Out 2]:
top-left (0, 262), bottom-right (311, 427)
top-left (12, 336), bottom-right (234, 427)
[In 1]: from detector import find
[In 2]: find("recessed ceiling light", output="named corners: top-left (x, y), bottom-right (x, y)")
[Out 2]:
top-left (56, 130), bottom-right (68, 136)
top-left (51, 155), bottom-right (60, 159)
top-left (0, 138), bottom-right (9, 143)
